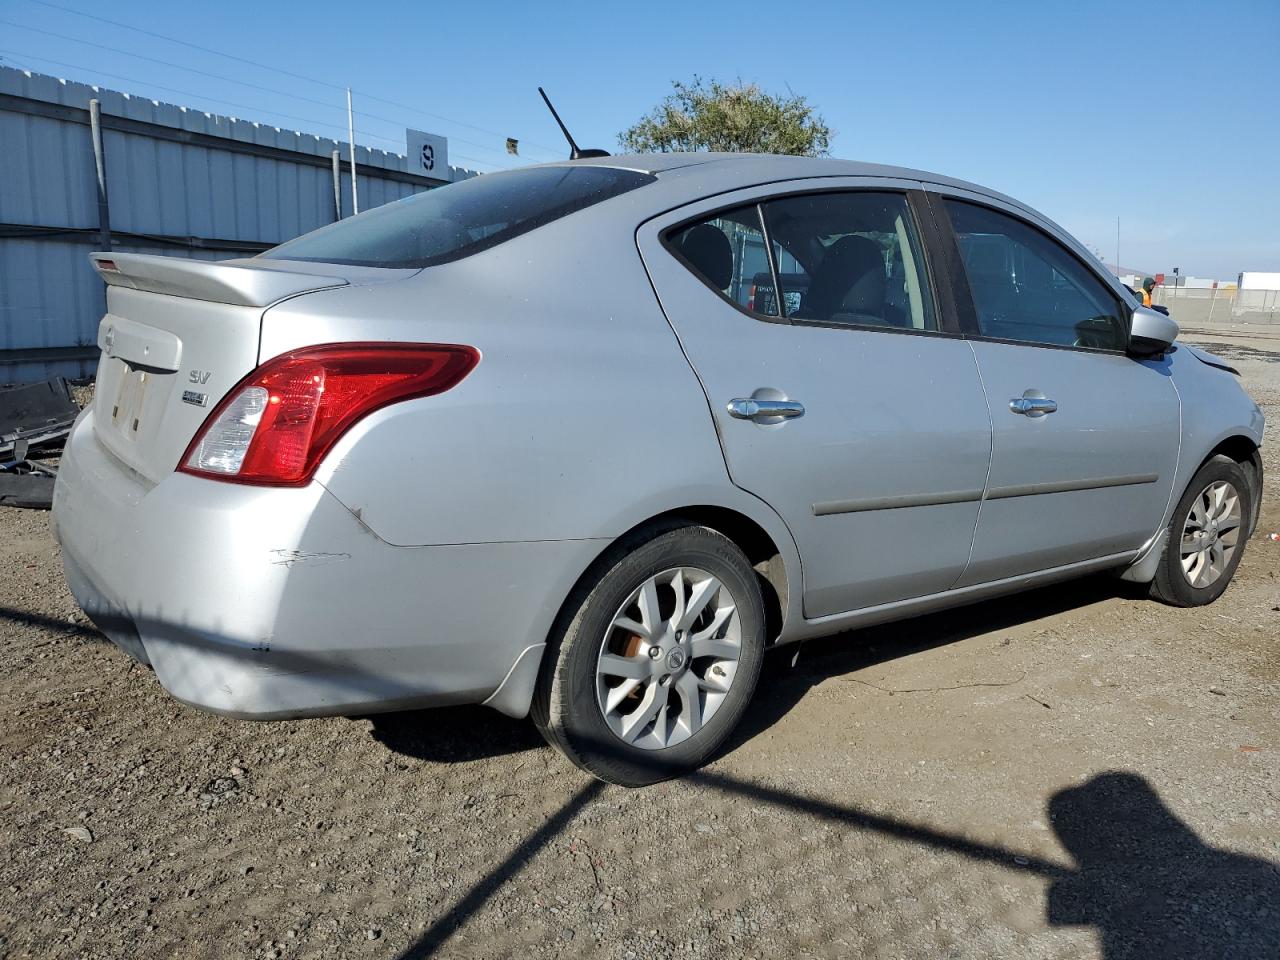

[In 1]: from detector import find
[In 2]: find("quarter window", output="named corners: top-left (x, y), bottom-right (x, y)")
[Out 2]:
top-left (944, 200), bottom-right (1126, 350)
top-left (669, 206), bottom-right (780, 317)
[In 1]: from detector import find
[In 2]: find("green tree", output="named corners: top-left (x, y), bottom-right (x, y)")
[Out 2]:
top-left (619, 78), bottom-right (832, 157)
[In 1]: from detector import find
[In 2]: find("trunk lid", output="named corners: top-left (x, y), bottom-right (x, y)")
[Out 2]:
top-left (87, 253), bottom-right (413, 484)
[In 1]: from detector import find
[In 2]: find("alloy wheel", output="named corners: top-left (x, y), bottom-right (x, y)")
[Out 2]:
top-left (1180, 480), bottom-right (1242, 588)
top-left (595, 567), bottom-right (742, 751)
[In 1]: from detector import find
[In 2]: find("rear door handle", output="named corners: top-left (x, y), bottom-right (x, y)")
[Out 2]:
top-left (727, 398), bottom-right (806, 421)
top-left (1009, 397), bottom-right (1058, 417)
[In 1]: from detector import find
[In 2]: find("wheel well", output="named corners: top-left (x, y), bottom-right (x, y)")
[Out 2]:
top-left (1202, 435), bottom-right (1263, 535)
top-left (554, 507), bottom-right (789, 648)
top-left (653, 506), bottom-right (788, 643)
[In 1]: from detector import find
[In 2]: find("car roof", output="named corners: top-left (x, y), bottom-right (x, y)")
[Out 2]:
top-left (569, 151), bottom-right (1000, 194)
top-left (558, 151), bottom-right (1042, 227)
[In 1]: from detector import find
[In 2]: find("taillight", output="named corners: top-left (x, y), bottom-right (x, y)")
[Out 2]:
top-left (179, 343), bottom-right (479, 486)
top-left (747, 284), bottom-right (757, 311)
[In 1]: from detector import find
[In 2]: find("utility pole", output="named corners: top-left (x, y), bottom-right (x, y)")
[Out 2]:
top-left (88, 98), bottom-right (111, 252)
top-left (1115, 216), bottom-right (1120, 275)
top-left (331, 149), bottom-right (343, 221)
top-left (346, 87), bottom-right (359, 215)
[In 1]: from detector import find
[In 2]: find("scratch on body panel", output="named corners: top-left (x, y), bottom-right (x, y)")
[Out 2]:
top-left (269, 549), bottom-right (351, 567)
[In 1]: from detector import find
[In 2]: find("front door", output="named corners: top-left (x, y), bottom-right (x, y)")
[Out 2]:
top-left (935, 196), bottom-right (1180, 585)
top-left (638, 183), bottom-right (993, 618)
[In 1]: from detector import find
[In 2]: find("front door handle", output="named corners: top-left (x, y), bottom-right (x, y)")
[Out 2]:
top-left (727, 398), bottom-right (806, 422)
top-left (1009, 396), bottom-right (1058, 417)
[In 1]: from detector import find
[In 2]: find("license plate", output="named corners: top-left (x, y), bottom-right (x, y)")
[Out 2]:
top-left (111, 366), bottom-right (150, 439)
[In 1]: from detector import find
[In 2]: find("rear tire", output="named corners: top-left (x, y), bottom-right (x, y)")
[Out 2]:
top-left (531, 524), bottom-right (765, 786)
top-left (1150, 457), bottom-right (1252, 607)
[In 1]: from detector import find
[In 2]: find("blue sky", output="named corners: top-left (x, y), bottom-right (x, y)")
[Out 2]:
top-left (2, 0), bottom-right (1276, 278)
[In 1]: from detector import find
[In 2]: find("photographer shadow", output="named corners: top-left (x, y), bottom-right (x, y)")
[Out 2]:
top-left (1046, 771), bottom-right (1280, 959)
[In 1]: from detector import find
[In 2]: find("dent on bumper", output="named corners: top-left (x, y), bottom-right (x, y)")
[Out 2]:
top-left (53, 412), bottom-right (599, 719)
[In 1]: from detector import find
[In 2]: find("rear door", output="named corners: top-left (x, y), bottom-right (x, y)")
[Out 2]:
top-left (929, 194), bottom-right (1180, 585)
top-left (638, 181), bottom-right (992, 618)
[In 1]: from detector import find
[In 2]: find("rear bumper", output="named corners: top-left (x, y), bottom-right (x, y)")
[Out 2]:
top-left (52, 409), bottom-right (599, 719)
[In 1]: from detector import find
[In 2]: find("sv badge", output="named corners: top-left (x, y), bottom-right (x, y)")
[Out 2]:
top-left (188, 370), bottom-right (212, 385)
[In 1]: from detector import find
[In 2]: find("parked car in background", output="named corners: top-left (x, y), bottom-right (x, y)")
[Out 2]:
top-left (54, 153), bottom-right (1264, 786)
top-left (747, 271), bottom-right (809, 316)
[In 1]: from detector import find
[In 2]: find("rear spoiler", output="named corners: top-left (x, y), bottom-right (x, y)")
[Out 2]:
top-left (89, 252), bottom-right (347, 308)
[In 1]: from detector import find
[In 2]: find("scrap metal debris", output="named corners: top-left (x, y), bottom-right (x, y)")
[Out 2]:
top-left (0, 439), bottom-right (58, 509)
top-left (0, 377), bottom-right (80, 509)
top-left (0, 377), bottom-right (80, 458)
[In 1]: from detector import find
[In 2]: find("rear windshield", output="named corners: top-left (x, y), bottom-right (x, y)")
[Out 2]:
top-left (262, 166), bottom-right (654, 268)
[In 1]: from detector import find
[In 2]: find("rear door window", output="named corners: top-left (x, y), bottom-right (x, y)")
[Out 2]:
top-left (760, 191), bottom-right (937, 330)
top-left (263, 166), bottom-right (654, 268)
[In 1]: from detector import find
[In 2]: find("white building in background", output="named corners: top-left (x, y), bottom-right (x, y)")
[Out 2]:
top-left (1239, 272), bottom-right (1280, 290)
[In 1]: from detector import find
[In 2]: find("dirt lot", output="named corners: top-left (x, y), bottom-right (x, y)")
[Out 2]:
top-left (2, 329), bottom-right (1278, 960)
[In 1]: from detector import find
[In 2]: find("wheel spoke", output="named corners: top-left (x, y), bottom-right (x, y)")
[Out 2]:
top-left (697, 672), bottom-right (731, 694)
top-left (621, 681), bottom-right (669, 743)
top-left (635, 577), bottom-right (663, 638)
top-left (613, 614), bottom-right (651, 641)
top-left (605, 677), bottom-right (645, 712)
top-left (599, 653), bottom-right (650, 680)
top-left (675, 672), bottom-right (703, 735)
top-left (1190, 496), bottom-right (1208, 527)
top-left (677, 576), bottom-right (721, 632)
top-left (649, 690), bottom-right (670, 745)
top-left (1210, 541), bottom-right (1226, 575)
top-left (1217, 492), bottom-right (1239, 523)
top-left (691, 606), bottom-right (733, 642)
top-left (691, 635), bottom-right (739, 661)
top-left (1209, 482), bottom-right (1227, 517)
top-left (667, 568), bottom-right (686, 635)
top-left (1180, 535), bottom-right (1204, 556)
top-left (1182, 549), bottom-right (1205, 582)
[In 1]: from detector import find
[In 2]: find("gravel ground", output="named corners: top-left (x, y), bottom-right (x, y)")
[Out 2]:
top-left (2, 330), bottom-right (1278, 960)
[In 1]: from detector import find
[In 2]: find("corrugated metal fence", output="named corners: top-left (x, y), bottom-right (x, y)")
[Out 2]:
top-left (0, 66), bottom-right (477, 385)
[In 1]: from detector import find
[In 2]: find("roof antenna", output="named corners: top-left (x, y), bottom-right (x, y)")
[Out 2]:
top-left (538, 87), bottom-right (610, 160)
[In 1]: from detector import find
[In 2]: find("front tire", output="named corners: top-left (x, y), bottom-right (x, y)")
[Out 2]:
top-left (1151, 457), bottom-right (1253, 606)
top-left (531, 525), bottom-right (766, 786)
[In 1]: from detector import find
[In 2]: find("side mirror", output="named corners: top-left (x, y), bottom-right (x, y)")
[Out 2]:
top-left (1128, 305), bottom-right (1179, 356)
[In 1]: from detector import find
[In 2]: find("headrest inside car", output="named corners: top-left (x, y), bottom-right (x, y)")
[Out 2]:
top-left (678, 224), bottom-right (733, 292)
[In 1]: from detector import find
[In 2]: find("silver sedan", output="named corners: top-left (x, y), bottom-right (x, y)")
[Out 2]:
top-left (53, 153), bottom-right (1265, 785)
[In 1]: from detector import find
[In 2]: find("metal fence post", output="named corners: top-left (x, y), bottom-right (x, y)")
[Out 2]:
top-left (346, 87), bottom-right (359, 215)
top-left (1206, 285), bottom-right (1219, 324)
top-left (331, 149), bottom-right (342, 221)
top-left (88, 98), bottom-right (111, 251)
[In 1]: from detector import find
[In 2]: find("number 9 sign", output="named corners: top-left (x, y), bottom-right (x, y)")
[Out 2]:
top-left (407, 129), bottom-right (448, 178)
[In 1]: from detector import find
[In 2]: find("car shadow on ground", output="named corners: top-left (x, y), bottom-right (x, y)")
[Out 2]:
top-left (365, 704), bottom-right (545, 763)
top-left (0, 605), bottom-right (108, 643)
top-left (726, 572), bottom-right (1133, 755)
top-left (366, 573), bottom-right (1133, 767)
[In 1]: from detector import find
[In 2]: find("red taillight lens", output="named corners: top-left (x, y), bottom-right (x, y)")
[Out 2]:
top-left (747, 284), bottom-right (757, 311)
top-left (179, 343), bottom-right (479, 486)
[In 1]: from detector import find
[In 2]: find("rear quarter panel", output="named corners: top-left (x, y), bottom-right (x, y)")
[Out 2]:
top-left (259, 210), bottom-right (791, 551)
